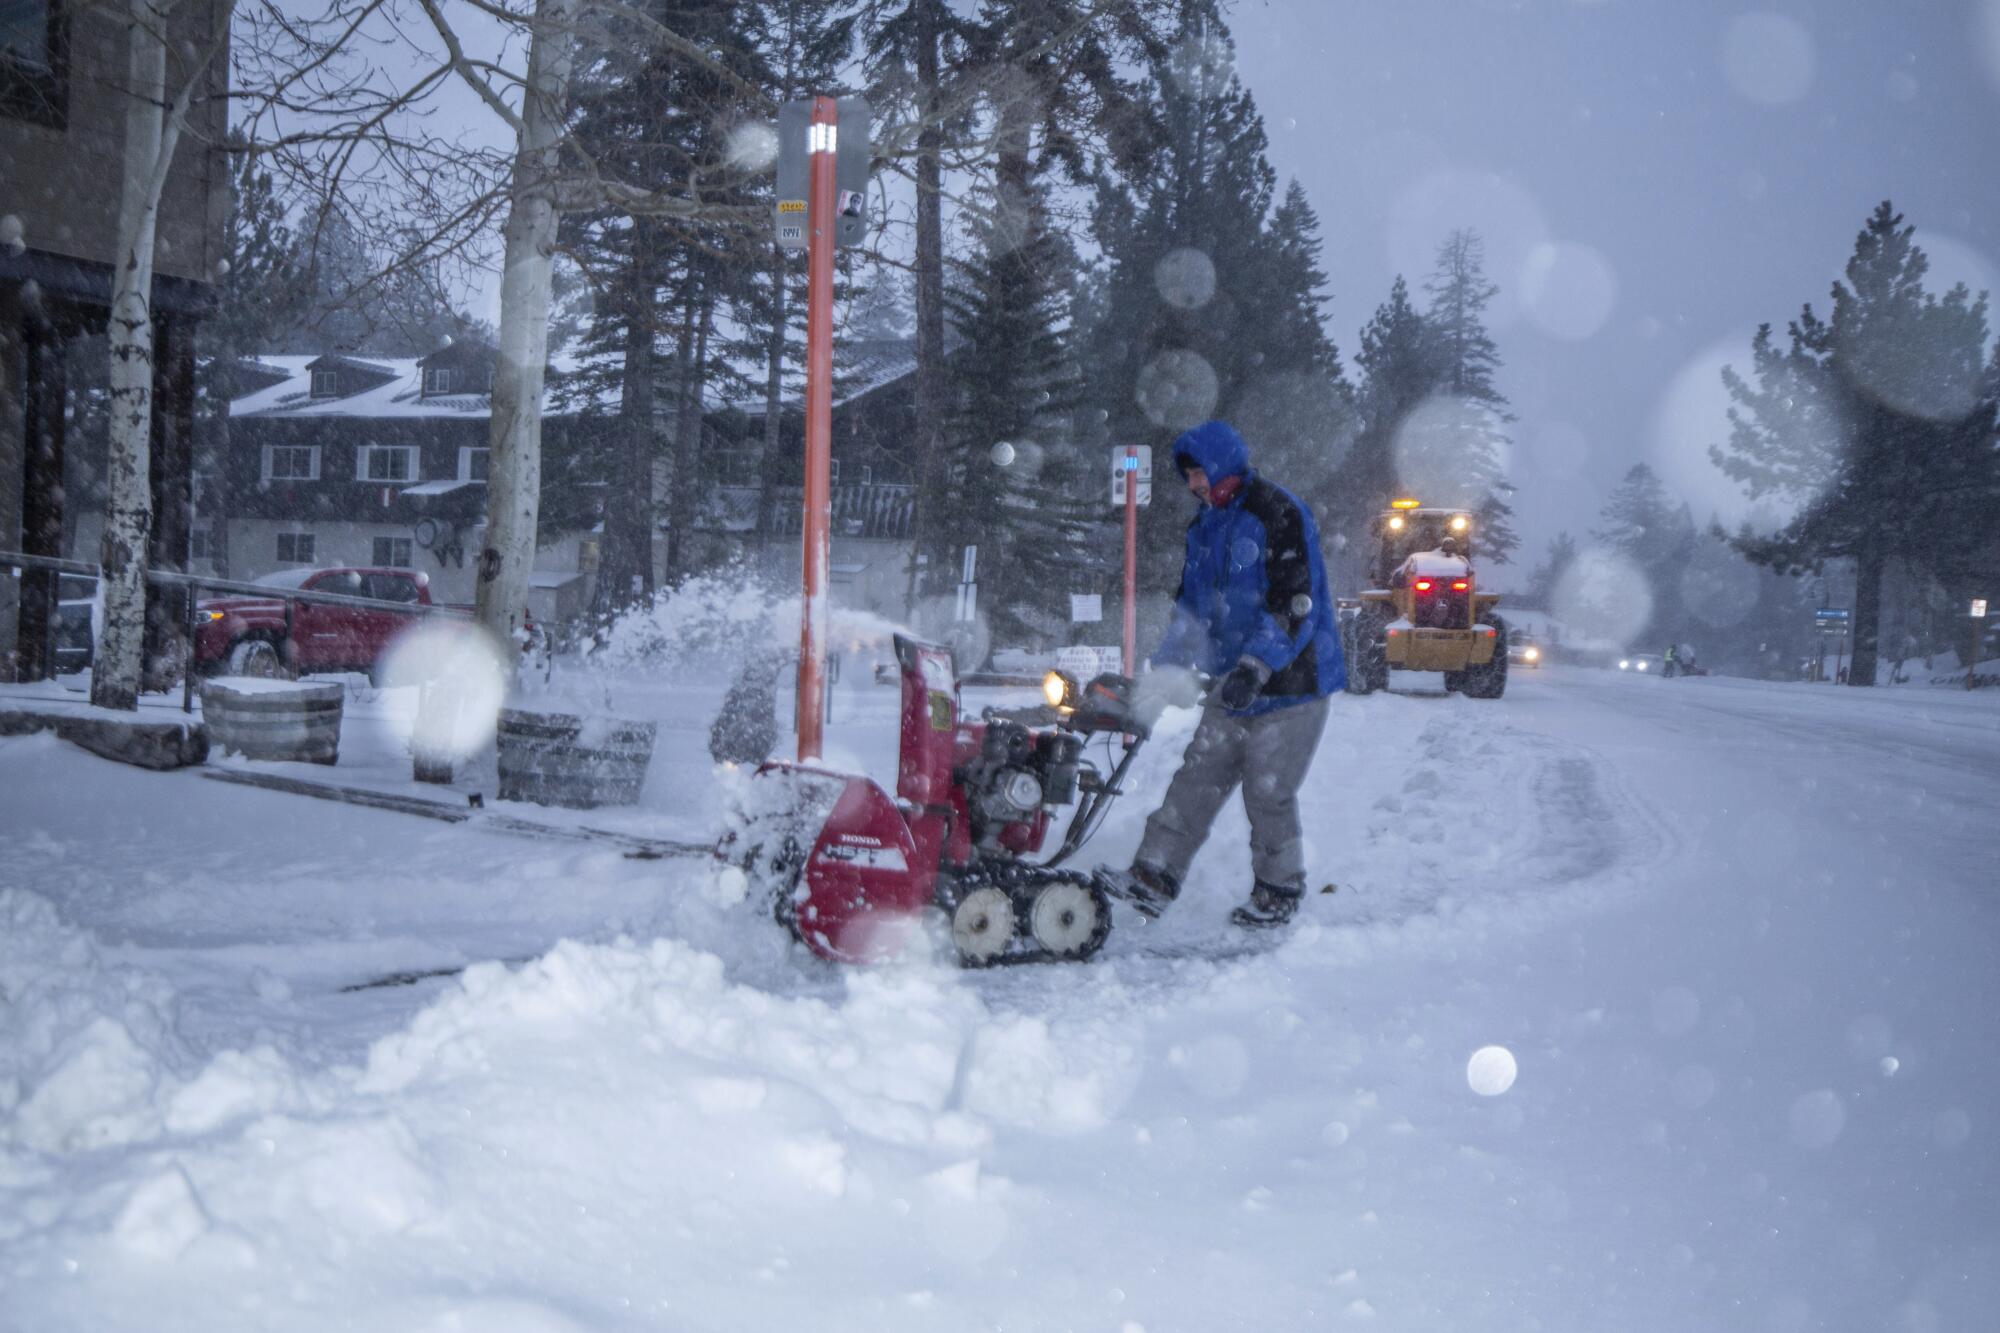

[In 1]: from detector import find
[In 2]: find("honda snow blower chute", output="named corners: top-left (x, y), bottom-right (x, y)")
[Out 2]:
top-left (726, 635), bottom-right (1157, 967)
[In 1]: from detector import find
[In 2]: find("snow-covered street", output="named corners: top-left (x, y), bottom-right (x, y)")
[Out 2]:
top-left (4, 668), bottom-right (1996, 1331)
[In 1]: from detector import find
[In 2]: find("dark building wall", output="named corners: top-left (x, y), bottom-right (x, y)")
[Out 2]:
top-left (0, 0), bottom-right (229, 288)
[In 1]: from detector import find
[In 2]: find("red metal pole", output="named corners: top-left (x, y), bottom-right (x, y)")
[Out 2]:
top-left (797, 96), bottom-right (838, 760)
top-left (1122, 445), bottom-right (1137, 677)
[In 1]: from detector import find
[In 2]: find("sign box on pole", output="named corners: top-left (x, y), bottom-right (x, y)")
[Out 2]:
top-left (1070, 593), bottom-right (1103, 623)
top-left (1111, 444), bottom-right (1153, 506)
top-left (775, 96), bottom-right (871, 251)
top-left (1973, 599), bottom-right (1988, 618)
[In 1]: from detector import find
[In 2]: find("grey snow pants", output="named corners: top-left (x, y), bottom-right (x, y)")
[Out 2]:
top-left (1134, 694), bottom-right (1330, 892)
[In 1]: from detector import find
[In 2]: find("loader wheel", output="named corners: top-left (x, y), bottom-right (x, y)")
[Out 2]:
top-left (1346, 608), bottom-right (1390, 695)
top-left (1460, 617), bottom-right (1509, 699)
top-left (951, 888), bottom-right (1018, 967)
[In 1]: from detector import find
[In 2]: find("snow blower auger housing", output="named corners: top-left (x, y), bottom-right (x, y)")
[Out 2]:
top-left (730, 635), bottom-right (1153, 967)
top-left (1340, 499), bottom-right (1509, 698)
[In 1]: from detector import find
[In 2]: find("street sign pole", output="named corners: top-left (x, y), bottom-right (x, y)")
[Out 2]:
top-left (1970, 598), bottom-right (1988, 692)
top-left (1123, 445), bottom-right (1138, 676)
top-left (796, 95), bottom-right (838, 761)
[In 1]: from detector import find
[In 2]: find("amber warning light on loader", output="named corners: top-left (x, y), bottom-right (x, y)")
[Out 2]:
top-left (1390, 497), bottom-right (1422, 509)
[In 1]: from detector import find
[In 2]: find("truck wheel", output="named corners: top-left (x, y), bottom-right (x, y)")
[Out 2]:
top-left (227, 638), bottom-right (288, 680)
top-left (1461, 617), bottom-right (1509, 699)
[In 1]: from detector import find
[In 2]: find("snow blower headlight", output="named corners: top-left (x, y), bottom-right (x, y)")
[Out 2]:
top-left (1042, 670), bottom-right (1077, 710)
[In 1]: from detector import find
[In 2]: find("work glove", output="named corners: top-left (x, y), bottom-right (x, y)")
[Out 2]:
top-left (1216, 656), bottom-right (1272, 710)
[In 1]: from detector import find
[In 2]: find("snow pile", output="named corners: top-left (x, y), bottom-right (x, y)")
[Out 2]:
top-left (1398, 550), bottom-right (1470, 580)
top-left (0, 890), bottom-right (194, 1156)
top-left (2, 895), bottom-right (1149, 1326)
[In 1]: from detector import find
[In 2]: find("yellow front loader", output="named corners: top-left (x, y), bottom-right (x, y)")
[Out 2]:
top-left (1340, 500), bottom-right (1508, 698)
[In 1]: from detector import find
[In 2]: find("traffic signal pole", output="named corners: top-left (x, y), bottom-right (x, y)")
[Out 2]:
top-left (796, 96), bottom-right (837, 761)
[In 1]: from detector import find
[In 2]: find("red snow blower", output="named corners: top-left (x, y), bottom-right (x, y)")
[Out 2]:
top-left (727, 635), bottom-right (1158, 967)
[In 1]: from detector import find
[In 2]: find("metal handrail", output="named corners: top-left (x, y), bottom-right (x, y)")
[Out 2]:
top-left (2, 548), bottom-right (479, 713)
top-left (0, 550), bottom-right (471, 617)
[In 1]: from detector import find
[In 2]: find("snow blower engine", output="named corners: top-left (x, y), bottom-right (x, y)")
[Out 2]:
top-left (728, 635), bottom-right (1156, 967)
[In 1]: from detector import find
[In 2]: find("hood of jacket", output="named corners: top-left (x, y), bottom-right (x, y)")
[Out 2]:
top-left (1171, 419), bottom-right (1250, 484)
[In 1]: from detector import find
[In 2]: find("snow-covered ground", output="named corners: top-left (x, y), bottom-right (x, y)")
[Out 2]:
top-left (4, 665), bottom-right (1997, 1331)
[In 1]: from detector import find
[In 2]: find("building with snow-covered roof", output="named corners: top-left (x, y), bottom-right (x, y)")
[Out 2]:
top-left (221, 347), bottom-right (600, 624)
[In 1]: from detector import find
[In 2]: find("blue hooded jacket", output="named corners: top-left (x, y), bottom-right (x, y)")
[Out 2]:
top-left (1151, 420), bottom-right (1345, 712)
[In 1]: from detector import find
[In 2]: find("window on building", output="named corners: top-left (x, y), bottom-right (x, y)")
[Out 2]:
top-left (423, 367), bottom-right (454, 396)
top-left (829, 457), bottom-right (841, 483)
top-left (459, 447), bottom-right (489, 482)
top-left (276, 532), bottom-right (316, 563)
top-left (263, 444), bottom-right (319, 482)
top-left (310, 369), bottom-right (340, 398)
top-left (0, 1), bottom-right (66, 127)
top-left (372, 537), bottom-right (413, 567)
top-left (860, 465), bottom-right (873, 486)
top-left (356, 445), bottom-right (418, 483)
top-left (189, 530), bottom-right (211, 561)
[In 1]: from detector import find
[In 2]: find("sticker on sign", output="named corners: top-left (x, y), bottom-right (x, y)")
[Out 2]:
top-left (1110, 444), bottom-right (1154, 506)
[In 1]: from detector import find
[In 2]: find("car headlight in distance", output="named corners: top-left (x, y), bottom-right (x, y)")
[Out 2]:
top-left (1525, 646), bottom-right (1539, 661)
top-left (1041, 670), bottom-right (1075, 709)
top-left (1637, 660), bottom-right (1648, 671)
top-left (1450, 515), bottom-right (1469, 532)
top-left (1619, 659), bottom-right (1630, 670)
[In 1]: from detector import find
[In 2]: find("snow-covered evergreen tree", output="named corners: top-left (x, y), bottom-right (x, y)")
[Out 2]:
top-left (1716, 201), bottom-right (2000, 685)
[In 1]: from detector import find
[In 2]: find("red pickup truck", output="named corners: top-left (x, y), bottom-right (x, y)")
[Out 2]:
top-left (194, 566), bottom-right (437, 678)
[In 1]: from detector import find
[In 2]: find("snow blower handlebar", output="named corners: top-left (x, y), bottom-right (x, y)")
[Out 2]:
top-left (1040, 667), bottom-right (1212, 868)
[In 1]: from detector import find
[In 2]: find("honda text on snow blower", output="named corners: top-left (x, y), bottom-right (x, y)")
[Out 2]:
top-left (728, 635), bottom-right (1173, 968)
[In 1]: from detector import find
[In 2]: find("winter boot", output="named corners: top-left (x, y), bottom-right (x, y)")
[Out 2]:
top-left (1230, 880), bottom-right (1302, 930)
top-left (1095, 863), bottom-right (1181, 920)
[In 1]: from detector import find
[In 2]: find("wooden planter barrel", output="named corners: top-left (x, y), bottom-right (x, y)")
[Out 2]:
top-left (496, 709), bottom-right (656, 809)
top-left (201, 678), bottom-right (343, 765)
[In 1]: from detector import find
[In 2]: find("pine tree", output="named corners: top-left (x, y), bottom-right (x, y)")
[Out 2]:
top-left (1591, 463), bottom-right (1696, 648)
top-left (1419, 229), bottom-right (1518, 564)
top-left (1329, 276), bottom-right (1433, 589)
top-left (556, 0), bottom-right (778, 611)
top-left (940, 178), bottom-right (1097, 644)
top-left (1526, 531), bottom-right (1578, 608)
top-left (1716, 201), bottom-right (2000, 685)
top-left (1082, 10), bottom-right (1347, 607)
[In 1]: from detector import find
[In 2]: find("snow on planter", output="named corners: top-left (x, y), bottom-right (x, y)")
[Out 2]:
top-left (496, 708), bottom-right (656, 809)
top-left (200, 677), bottom-right (344, 765)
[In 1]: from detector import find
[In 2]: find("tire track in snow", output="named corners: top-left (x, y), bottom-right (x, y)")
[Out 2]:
top-left (1305, 705), bottom-right (1675, 941)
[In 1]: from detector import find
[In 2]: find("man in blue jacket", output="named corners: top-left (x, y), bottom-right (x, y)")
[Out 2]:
top-left (1104, 419), bottom-right (1344, 929)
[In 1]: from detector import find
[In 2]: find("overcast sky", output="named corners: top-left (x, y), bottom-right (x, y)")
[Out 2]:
top-left (1231, 0), bottom-right (2000, 567)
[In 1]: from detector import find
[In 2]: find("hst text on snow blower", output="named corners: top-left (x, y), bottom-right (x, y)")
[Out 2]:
top-left (727, 635), bottom-right (1166, 967)
top-left (1339, 498), bottom-right (1509, 698)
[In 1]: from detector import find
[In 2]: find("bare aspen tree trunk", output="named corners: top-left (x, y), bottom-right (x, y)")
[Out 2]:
top-left (94, 0), bottom-right (180, 711)
top-left (476, 0), bottom-right (577, 648)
